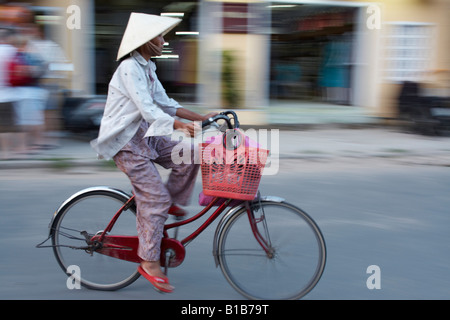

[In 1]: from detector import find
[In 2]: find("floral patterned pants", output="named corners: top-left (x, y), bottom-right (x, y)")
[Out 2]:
top-left (113, 122), bottom-right (199, 262)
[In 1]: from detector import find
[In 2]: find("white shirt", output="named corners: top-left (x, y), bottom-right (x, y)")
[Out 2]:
top-left (91, 51), bottom-right (182, 160)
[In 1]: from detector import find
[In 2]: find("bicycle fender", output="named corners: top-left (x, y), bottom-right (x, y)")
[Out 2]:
top-left (47, 186), bottom-right (133, 237)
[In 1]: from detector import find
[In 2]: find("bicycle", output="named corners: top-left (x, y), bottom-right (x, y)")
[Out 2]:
top-left (38, 111), bottom-right (326, 300)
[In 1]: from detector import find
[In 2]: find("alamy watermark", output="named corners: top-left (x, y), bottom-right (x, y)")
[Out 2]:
top-left (65, 264), bottom-right (382, 291)
top-left (66, 4), bottom-right (381, 31)
top-left (366, 4), bottom-right (381, 30)
top-left (366, 265), bottom-right (381, 290)
top-left (66, 5), bottom-right (81, 30)
top-left (66, 265), bottom-right (81, 289)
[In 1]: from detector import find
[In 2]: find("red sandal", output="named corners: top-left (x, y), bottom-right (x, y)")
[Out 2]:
top-left (137, 266), bottom-right (174, 293)
top-left (168, 204), bottom-right (187, 218)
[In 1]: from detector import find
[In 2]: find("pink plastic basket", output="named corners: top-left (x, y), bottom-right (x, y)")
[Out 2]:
top-left (200, 130), bottom-right (268, 200)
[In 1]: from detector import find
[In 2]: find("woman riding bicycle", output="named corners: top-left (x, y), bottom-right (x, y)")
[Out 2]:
top-left (91, 13), bottom-right (216, 293)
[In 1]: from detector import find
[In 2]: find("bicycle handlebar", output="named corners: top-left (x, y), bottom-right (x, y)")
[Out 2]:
top-left (201, 110), bottom-right (243, 150)
top-left (201, 110), bottom-right (240, 129)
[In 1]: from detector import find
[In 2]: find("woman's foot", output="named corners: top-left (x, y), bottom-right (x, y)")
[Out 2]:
top-left (168, 204), bottom-right (187, 218)
top-left (139, 261), bottom-right (174, 293)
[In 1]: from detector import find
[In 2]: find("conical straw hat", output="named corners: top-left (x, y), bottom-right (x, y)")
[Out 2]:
top-left (116, 12), bottom-right (181, 61)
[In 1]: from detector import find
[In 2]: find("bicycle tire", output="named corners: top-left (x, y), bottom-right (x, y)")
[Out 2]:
top-left (217, 200), bottom-right (326, 300)
top-left (50, 187), bottom-right (141, 291)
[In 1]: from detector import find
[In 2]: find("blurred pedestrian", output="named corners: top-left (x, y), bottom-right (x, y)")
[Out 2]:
top-left (26, 23), bottom-right (68, 147)
top-left (8, 32), bottom-right (48, 155)
top-left (0, 28), bottom-right (18, 159)
top-left (91, 13), bottom-right (216, 293)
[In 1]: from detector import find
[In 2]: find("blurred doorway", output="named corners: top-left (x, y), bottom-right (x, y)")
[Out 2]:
top-left (269, 3), bottom-right (360, 106)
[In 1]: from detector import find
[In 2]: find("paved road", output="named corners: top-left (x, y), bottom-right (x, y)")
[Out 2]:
top-left (1, 158), bottom-right (449, 301)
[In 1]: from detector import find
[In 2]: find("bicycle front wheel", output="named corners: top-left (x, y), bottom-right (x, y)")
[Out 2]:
top-left (217, 200), bottom-right (326, 300)
top-left (50, 187), bottom-right (140, 291)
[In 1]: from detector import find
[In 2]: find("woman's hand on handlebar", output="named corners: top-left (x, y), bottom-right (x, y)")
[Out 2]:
top-left (202, 112), bottom-right (219, 121)
top-left (173, 109), bottom-right (219, 137)
top-left (173, 109), bottom-right (239, 135)
top-left (173, 119), bottom-right (200, 137)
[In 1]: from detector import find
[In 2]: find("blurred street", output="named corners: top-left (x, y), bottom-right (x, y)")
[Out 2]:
top-left (1, 146), bottom-right (450, 300)
top-left (1, 110), bottom-right (450, 301)
top-left (1, 109), bottom-right (450, 301)
top-left (1, 0), bottom-right (450, 304)
top-left (0, 116), bottom-right (449, 170)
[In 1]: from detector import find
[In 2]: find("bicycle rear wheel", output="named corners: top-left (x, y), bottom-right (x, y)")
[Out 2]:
top-left (217, 200), bottom-right (326, 300)
top-left (50, 187), bottom-right (140, 291)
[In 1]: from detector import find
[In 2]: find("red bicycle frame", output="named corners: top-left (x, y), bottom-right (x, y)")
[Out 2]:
top-left (163, 197), bottom-right (230, 245)
top-left (90, 194), bottom-right (272, 264)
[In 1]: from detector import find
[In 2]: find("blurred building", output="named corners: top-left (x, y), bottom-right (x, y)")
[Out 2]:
top-left (2, 0), bottom-right (449, 121)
